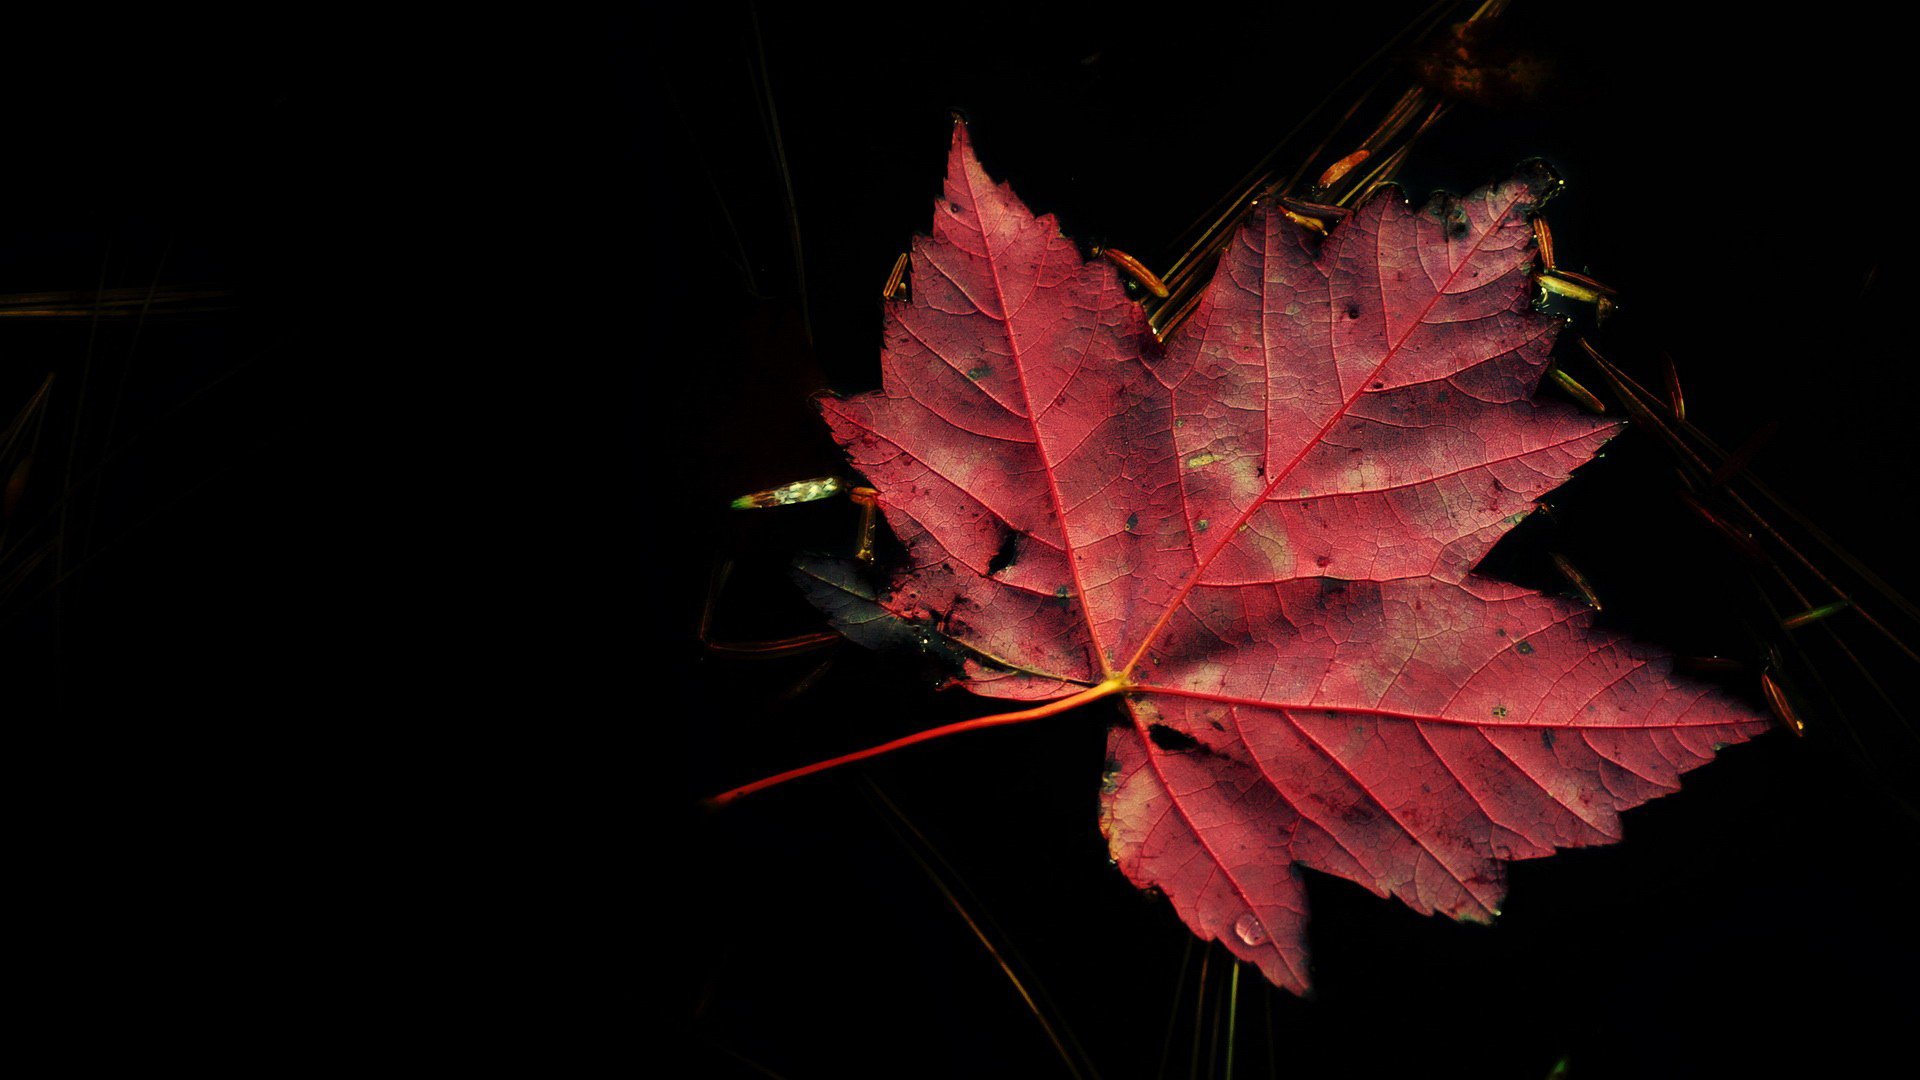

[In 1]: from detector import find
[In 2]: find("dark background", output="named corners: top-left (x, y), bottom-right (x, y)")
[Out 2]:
top-left (10, 4), bottom-right (1885, 1075)
top-left (17, 10), bottom-right (1914, 1070)
top-left (3, 13), bottom-right (502, 1061)
top-left (0, 18), bottom-right (350, 710)
top-left (648, 4), bottom-right (1916, 1078)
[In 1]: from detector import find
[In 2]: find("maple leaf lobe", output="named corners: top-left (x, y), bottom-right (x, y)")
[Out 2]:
top-left (807, 124), bottom-right (1769, 993)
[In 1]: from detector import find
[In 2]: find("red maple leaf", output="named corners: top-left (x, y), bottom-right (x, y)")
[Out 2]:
top-left (724, 123), bottom-right (1769, 993)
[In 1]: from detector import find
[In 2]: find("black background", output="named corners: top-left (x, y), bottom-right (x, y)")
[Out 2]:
top-left (648, 4), bottom-right (1917, 1079)
top-left (0, 17), bottom-right (350, 711)
top-left (4, 13), bottom-right (497, 1061)
top-left (19, 5), bottom-right (1910, 1075)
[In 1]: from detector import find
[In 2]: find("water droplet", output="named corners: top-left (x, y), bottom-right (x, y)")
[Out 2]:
top-left (1233, 913), bottom-right (1267, 946)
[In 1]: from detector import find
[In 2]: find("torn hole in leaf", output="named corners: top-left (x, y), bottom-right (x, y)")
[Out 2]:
top-left (987, 529), bottom-right (1020, 576)
top-left (1148, 724), bottom-right (1201, 752)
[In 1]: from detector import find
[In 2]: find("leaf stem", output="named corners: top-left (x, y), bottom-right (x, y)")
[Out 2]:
top-left (705, 677), bottom-right (1129, 807)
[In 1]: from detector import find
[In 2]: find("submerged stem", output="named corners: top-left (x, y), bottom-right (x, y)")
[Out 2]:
top-left (706, 677), bottom-right (1129, 807)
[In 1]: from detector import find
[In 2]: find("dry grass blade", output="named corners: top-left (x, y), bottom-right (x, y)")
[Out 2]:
top-left (1579, 344), bottom-right (1919, 782)
top-left (865, 782), bottom-right (1101, 1080)
top-left (0, 285), bottom-right (227, 319)
top-left (1188, 947), bottom-right (1210, 1080)
top-left (882, 252), bottom-right (909, 300)
top-left (1585, 348), bottom-right (1920, 666)
top-left (1157, 938), bottom-right (1197, 1080)
top-left (1147, 0), bottom-right (1491, 338)
top-left (1224, 961), bottom-right (1242, 1080)
top-left (699, 559), bottom-right (843, 656)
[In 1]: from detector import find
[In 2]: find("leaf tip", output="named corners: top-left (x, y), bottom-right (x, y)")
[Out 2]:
top-left (947, 110), bottom-right (974, 156)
